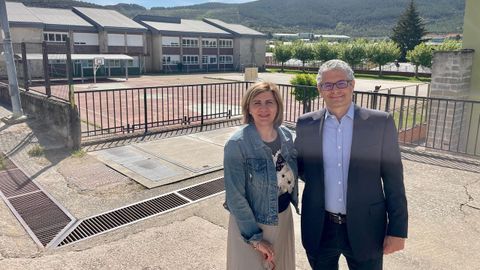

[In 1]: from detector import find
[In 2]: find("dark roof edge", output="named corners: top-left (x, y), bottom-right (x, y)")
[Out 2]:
top-left (44, 25), bottom-right (97, 32)
top-left (72, 7), bottom-right (103, 31)
top-left (133, 15), bottom-right (181, 24)
top-left (9, 22), bottom-right (44, 28)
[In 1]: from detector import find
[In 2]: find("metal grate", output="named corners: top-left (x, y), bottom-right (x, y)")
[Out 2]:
top-left (178, 177), bottom-right (225, 201)
top-left (58, 193), bottom-right (189, 246)
top-left (0, 156), bottom-right (74, 247)
top-left (0, 169), bottom-right (40, 197)
top-left (9, 192), bottom-right (73, 246)
top-left (57, 177), bottom-right (226, 248)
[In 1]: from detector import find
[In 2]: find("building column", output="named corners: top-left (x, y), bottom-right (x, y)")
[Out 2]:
top-left (462, 0), bottom-right (480, 100)
top-left (427, 50), bottom-right (475, 154)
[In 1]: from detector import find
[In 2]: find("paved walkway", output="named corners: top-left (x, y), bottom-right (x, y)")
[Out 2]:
top-left (1, 101), bottom-right (479, 269)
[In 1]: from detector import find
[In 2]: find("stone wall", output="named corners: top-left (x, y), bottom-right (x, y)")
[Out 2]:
top-left (0, 84), bottom-right (81, 149)
top-left (427, 50), bottom-right (475, 153)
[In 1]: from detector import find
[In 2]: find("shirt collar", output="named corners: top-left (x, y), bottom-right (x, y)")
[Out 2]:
top-left (325, 103), bottom-right (355, 120)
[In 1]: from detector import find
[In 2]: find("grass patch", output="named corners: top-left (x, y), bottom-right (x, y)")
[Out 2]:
top-left (393, 107), bottom-right (427, 130)
top-left (27, 145), bottom-right (45, 157)
top-left (71, 149), bottom-right (86, 158)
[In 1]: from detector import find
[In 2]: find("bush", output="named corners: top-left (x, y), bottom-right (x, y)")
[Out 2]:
top-left (27, 145), bottom-right (45, 157)
top-left (290, 73), bottom-right (319, 112)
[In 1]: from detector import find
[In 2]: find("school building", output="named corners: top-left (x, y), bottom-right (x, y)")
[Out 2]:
top-left (0, 2), bottom-right (266, 79)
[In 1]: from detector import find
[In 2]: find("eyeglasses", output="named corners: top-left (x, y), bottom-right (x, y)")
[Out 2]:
top-left (319, 80), bottom-right (352, 91)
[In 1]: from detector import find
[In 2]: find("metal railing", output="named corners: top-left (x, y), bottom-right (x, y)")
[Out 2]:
top-left (74, 81), bottom-right (480, 157)
top-left (75, 82), bottom-right (247, 137)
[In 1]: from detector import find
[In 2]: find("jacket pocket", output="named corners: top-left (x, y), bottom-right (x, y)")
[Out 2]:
top-left (246, 158), bottom-right (268, 188)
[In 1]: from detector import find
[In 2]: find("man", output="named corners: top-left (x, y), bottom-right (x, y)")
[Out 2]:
top-left (295, 59), bottom-right (408, 270)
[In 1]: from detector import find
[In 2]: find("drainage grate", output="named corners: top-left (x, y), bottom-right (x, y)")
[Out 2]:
top-left (178, 177), bottom-right (225, 201)
top-left (58, 193), bottom-right (189, 246)
top-left (0, 156), bottom-right (74, 248)
top-left (0, 169), bottom-right (40, 197)
top-left (56, 177), bottom-right (225, 248)
top-left (9, 192), bottom-right (73, 246)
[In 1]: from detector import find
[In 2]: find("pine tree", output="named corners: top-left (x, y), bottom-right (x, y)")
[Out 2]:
top-left (391, 0), bottom-right (427, 61)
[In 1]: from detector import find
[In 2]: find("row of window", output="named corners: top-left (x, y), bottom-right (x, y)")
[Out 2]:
top-left (162, 55), bottom-right (233, 65)
top-left (43, 32), bottom-right (143, 47)
top-left (163, 37), bottom-right (233, 48)
top-left (43, 32), bottom-right (233, 49)
top-left (44, 32), bottom-right (68, 43)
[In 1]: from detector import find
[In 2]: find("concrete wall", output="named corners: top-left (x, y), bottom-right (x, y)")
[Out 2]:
top-left (8, 27), bottom-right (43, 43)
top-left (462, 0), bottom-right (480, 100)
top-left (0, 84), bottom-right (81, 149)
top-left (427, 50), bottom-right (479, 155)
top-left (234, 37), bottom-right (266, 70)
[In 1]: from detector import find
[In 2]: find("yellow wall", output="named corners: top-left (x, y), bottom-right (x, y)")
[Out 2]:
top-left (463, 0), bottom-right (480, 100)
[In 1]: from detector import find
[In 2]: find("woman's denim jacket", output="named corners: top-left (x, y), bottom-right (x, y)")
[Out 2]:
top-left (224, 124), bottom-right (299, 243)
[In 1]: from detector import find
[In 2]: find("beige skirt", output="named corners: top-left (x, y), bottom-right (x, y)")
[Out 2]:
top-left (226, 206), bottom-right (295, 270)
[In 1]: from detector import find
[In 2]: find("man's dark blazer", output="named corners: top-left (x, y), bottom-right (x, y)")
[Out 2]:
top-left (295, 105), bottom-right (408, 261)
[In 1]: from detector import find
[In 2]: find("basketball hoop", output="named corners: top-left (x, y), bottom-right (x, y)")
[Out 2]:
top-left (93, 57), bottom-right (104, 84)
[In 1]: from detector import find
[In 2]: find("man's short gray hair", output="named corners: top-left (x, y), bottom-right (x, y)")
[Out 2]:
top-left (316, 59), bottom-right (355, 85)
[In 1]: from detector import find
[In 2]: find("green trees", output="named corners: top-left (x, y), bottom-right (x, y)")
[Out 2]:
top-left (407, 40), bottom-right (462, 78)
top-left (391, 0), bottom-right (427, 61)
top-left (367, 41), bottom-right (401, 77)
top-left (406, 43), bottom-right (432, 78)
top-left (292, 41), bottom-right (315, 70)
top-left (338, 41), bottom-right (366, 68)
top-left (313, 41), bottom-right (338, 63)
top-left (272, 43), bottom-right (292, 72)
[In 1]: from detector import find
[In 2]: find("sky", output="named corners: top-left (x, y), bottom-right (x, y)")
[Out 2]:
top-left (81, 0), bottom-right (256, 8)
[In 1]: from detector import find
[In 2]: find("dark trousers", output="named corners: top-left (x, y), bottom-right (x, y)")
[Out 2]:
top-left (307, 213), bottom-right (383, 270)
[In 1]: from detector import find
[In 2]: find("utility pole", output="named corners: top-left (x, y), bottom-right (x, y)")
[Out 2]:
top-left (0, 0), bottom-right (25, 121)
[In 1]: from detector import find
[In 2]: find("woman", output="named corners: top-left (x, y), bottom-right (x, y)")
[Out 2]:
top-left (224, 82), bottom-right (299, 270)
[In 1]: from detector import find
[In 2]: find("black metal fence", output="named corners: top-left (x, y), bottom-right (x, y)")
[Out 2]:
top-left (75, 81), bottom-right (480, 157)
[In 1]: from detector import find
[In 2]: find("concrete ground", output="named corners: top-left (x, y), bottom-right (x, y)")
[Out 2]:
top-left (0, 73), bottom-right (479, 269)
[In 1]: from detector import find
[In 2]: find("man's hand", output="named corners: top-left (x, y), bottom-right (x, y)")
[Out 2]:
top-left (383, 236), bottom-right (405, 255)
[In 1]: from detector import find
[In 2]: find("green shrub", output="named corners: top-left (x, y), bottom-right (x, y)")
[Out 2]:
top-left (71, 149), bottom-right (86, 158)
top-left (290, 73), bottom-right (319, 113)
top-left (27, 145), bottom-right (45, 157)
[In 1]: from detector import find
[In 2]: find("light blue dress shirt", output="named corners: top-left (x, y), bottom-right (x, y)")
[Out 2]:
top-left (322, 103), bottom-right (354, 214)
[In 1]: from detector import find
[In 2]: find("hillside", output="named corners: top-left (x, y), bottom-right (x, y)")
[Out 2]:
top-left (15, 0), bottom-right (465, 37)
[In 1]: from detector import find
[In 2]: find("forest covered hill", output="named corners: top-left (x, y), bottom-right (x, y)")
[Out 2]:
top-left (12, 0), bottom-right (465, 37)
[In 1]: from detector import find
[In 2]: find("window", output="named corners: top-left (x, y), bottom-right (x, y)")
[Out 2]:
top-left (162, 36), bottom-right (180, 47)
top-left (219, 39), bottom-right (233, 48)
top-left (202, 39), bottom-right (217, 48)
top-left (182, 55), bottom-right (199, 65)
top-left (162, 55), bottom-right (180, 65)
top-left (202, 55), bottom-right (217, 64)
top-left (182, 38), bottom-right (199, 48)
top-left (73, 33), bottom-right (99, 46)
top-left (127, 35), bottom-right (143, 46)
top-left (108, 60), bottom-right (121, 67)
top-left (44, 32), bottom-right (68, 43)
top-left (219, 55), bottom-right (233, 64)
top-left (108, 34), bottom-right (125, 46)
